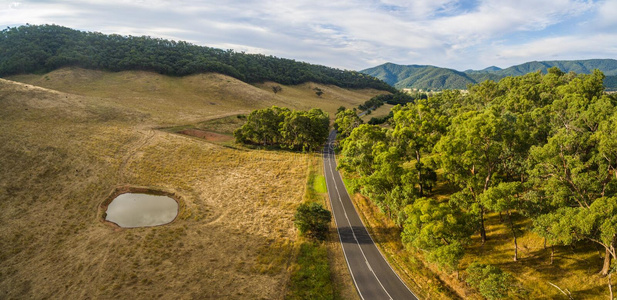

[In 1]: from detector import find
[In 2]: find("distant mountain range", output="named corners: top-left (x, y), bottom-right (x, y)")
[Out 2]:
top-left (361, 59), bottom-right (617, 91)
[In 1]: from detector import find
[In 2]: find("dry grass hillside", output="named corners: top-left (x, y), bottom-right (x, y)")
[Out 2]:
top-left (9, 68), bottom-right (385, 123)
top-left (360, 104), bottom-right (394, 123)
top-left (0, 70), bottom-right (384, 299)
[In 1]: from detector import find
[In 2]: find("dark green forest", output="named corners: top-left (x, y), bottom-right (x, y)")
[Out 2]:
top-left (0, 24), bottom-right (394, 91)
top-left (336, 68), bottom-right (617, 298)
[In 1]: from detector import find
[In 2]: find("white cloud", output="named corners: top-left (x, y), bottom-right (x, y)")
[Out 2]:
top-left (595, 0), bottom-right (617, 28)
top-left (495, 33), bottom-right (617, 61)
top-left (0, 0), bottom-right (614, 71)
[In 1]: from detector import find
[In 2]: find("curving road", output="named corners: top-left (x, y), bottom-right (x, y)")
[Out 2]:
top-left (323, 130), bottom-right (419, 300)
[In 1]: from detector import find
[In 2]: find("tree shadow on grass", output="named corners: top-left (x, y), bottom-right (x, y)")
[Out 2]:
top-left (572, 281), bottom-right (611, 299)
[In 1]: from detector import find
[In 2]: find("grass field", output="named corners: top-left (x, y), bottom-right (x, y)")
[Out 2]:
top-left (0, 69), bottom-right (384, 299)
top-left (288, 154), bottom-right (359, 300)
top-left (360, 104), bottom-right (394, 123)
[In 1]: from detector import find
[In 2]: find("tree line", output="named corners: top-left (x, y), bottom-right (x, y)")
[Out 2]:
top-left (234, 106), bottom-right (329, 152)
top-left (336, 68), bottom-right (617, 298)
top-left (357, 91), bottom-right (421, 111)
top-left (0, 24), bottom-right (395, 91)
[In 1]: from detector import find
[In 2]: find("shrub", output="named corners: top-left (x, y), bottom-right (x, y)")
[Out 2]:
top-left (294, 203), bottom-right (331, 240)
top-left (466, 262), bottom-right (515, 300)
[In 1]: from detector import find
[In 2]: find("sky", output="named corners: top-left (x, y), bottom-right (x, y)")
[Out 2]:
top-left (1, 0), bottom-right (616, 71)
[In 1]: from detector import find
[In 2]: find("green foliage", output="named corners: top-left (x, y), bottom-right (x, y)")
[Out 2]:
top-left (402, 197), bottom-right (472, 270)
top-left (360, 146), bottom-right (411, 224)
top-left (334, 109), bottom-right (363, 140)
top-left (358, 92), bottom-right (416, 111)
top-left (0, 24), bottom-right (395, 91)
top-left (465, 262), bottom-right (517, 300)
top-left (233, 106), bottom-right (289, 145)
top-left (479, 182), bottom-right (523, 213)
top-left (367, 111), bottom-right (393, 125)
top-left (281, 108), bottom-right (330, 151)
top-left (391, 98), bottom-right (448, 195)
top-left (287, 242), bottom-right (334, 300)
top-left (338, 124), bottom-right (386, 176)
top-left (234, 106), bottom-right (329, 151)
top-left (525, 70), bottom-right (617, 273)
top-left (294, 203), bottom-right (332, 241)
top-left (339, 66), bottom-right (617, 276)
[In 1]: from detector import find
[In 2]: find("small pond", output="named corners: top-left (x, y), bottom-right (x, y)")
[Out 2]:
top-left (105, 193), bottom-right (178, 228)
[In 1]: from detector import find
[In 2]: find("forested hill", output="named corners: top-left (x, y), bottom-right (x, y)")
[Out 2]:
top-left (0, 24), bottom-right (395, 91)
top-left (362, 59), bottom-right (617, 90)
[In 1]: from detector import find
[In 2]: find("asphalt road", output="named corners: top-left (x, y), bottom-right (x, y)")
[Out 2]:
top-left (323, 130), bottom-right (419, 300)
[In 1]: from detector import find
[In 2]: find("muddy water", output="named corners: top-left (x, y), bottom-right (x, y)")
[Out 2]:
top-left (105, 193), bottom-right (178, 228)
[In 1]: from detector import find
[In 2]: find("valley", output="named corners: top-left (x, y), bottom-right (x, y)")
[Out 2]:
top-left (0, 69), bottom-right (382, 299)
top-left (1, 24), bottom-right (616, 300)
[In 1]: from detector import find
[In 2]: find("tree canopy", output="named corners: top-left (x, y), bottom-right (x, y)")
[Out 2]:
top-left (234, 106), bottom-right (329, 152)
top-left (336, 68), bottom-right (617, 279)
top-left (294, 202), bottom-right (332, 241)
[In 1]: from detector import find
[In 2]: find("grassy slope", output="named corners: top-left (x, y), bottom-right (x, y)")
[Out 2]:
top-left (360, 104), bottom-right (394, 123)
top-left (0, 69), bottom-right (384, 299)
top-left (9, 68), bottom-right (385, 123)
top-left (254, 82), bottom-right (386, 120)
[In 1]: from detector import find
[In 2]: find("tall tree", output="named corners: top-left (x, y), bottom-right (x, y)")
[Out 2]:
top-left (402, 197), bottom-right (472, 271)
top-left (281, 108), bottom-right (329, 151)
top-left (338, 124), bottom-right (387, 177)
top-left (334, 109), bottom-right (363, 141)
top-left (234, 106), bottom-right (289, 145)
top-left (528, 70), bottom-right (617, 274)
top-left (391, 98), bottom-right (448, 195)
top-left (435, 110), bottom-right (514, 243)
top-left (479, 182), bottom-right (524, 261)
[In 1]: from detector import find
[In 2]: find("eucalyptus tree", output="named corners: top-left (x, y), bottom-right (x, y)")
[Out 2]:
top-left (280, 108), bottom-right (329, 151)
top-left (338, 124), bottom-right (414, 222)
top-left (334, 109), bottom-right (363, 141)
top-left (391, 98), bottom-right (448, 196)
top-left (402, 197), bottom-right (473, 271)
top-left (234, 106), bottom-right (289, 145)
top-left (338, 124), bottom-right (387, 177)
top-left (359, 145), bottom-right (413, 225)
top-left (434, 109), bottom-right (514, 243)
top-left (528, 70), bottom-right (617, 274)
top-left (465, 262), bottom-right (518, 299)
top-left (479, 182), bottom-right (524, 261)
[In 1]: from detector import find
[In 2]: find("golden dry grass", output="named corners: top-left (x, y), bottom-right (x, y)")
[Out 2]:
top-left (0, 70), bottom-right (384, 299)
top-left (254, 82), bottom-right (387, 119)
top-left (461, 212), bottom-right (608, 299)
top-left (10, 68), bottom-right (385, 123)
top-left (360, 104), bottom-right (394, 122)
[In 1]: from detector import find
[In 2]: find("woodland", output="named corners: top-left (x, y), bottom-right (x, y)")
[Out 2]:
top-left (336, 68), bottom-right (617, 298)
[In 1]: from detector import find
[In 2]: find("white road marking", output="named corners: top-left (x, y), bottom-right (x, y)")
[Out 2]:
top-left (324, 141), bottom-right (393, 300)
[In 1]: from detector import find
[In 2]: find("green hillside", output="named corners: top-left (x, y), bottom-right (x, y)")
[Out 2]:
top-left (363, 59), bottom-right (617, 90)
top-left (495, 59), bottom-right (617, 76)
top-left (394, 66), bottom-right (475, 90)
top-left (362, 63), bottom-right (476, 90)
top-left (0, 24), bottom-right (394, 92)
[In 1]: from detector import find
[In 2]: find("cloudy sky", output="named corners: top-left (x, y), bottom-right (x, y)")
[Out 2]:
top-left (1, 0), bottom-right (616, 71)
